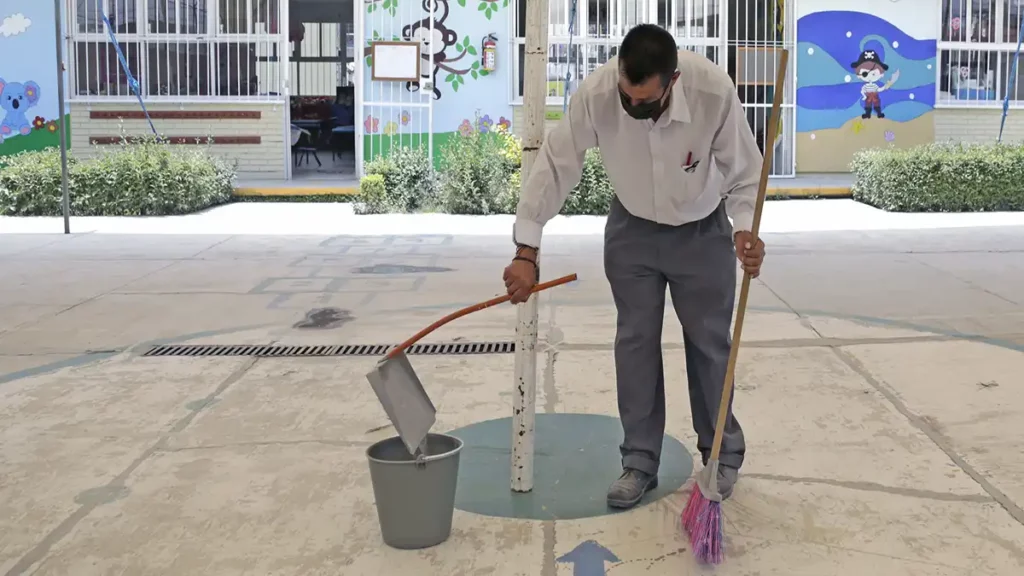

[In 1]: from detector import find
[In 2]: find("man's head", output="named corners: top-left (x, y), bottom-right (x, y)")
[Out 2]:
top-left (617, 24), bottom-right (679, 120)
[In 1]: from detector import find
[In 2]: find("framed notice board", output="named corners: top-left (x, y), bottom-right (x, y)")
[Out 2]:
top-left (370, 41), bottom-right (421, 82)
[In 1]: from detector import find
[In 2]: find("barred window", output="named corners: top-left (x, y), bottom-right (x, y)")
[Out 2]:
top-left (938, 0), bottom-right (1024, 106)
top-left (69, 0), bottom-right (285, 101)
top-left (510, 0), bottom-right (724, 105)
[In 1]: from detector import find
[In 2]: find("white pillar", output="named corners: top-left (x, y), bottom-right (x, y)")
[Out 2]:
top-left (511, 296), bottom-right (539, 491)
top-left (511, 0), bottom-right (549, 493)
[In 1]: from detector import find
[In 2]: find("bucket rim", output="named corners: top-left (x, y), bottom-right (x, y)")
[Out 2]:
top-left (366, 433), bottom-right (464, 465)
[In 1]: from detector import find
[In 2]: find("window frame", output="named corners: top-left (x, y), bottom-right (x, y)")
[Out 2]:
top-left (936, 0), bottom-right (1024, 108)
top-left (508, 0), bottom-right (726, 107)
top-left (67, 0), bottom-right (286, 103)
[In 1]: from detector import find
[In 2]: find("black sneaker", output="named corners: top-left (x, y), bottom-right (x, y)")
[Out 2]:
top-left (606, 468), bottom-right (658, 509)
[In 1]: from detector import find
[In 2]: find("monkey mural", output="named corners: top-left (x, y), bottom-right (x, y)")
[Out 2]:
top-left (401, 0), bottom-right (460, 100)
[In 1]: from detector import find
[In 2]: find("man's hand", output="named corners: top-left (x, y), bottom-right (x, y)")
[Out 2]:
top-left (734, 231), bottom-right (765, 278)
top-left (504, 247), bottom-right (538, 304)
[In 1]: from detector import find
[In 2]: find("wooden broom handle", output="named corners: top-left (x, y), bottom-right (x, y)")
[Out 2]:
top-left (384, 273), bottom-right (579, 360)
top-left (708, 49), bottom-right (789, 462)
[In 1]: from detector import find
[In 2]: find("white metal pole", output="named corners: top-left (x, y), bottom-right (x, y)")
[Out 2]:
top-left (511, 0), bottom-right (549, 493)
top-left (54, 0), bottom-right (71, 234)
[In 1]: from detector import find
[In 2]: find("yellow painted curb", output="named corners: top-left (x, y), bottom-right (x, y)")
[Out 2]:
top-left (233, 186), bottom-right (359, 197)
top-left (767, 186), bottom-right (851, 198)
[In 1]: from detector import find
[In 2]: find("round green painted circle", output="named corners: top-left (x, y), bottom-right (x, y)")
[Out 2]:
top-left (446, 413), bottom-right (693, 520)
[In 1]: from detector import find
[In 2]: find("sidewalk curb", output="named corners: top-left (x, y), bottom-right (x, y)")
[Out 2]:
top-left (232, 186), bottom-right (853, 199)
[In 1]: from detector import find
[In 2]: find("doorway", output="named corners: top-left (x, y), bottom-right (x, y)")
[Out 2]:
top-left (287, 0), bottom-right (358, 183)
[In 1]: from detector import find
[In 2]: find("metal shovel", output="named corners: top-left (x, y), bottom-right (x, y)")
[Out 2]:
top-left (366, 273), bottom-right (578, 456)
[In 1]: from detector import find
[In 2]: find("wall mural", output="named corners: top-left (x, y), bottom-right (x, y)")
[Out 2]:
top-left (795, 0), bottom-right (937, 172)
top-left (362, 0), bottom-right (512, 163)
top-left (0, 3), bottom-right (69, 157)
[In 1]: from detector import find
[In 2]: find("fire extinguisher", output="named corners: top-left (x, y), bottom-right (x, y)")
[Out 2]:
top-left (482, 33), bottom-right (498, 72)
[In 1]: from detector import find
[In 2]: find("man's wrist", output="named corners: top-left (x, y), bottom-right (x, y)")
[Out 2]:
top-left (516, 245), bottom-right (538, 259)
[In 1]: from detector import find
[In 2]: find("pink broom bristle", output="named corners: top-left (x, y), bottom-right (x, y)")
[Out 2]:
top-left (681, 488), bottom-right (724, 564)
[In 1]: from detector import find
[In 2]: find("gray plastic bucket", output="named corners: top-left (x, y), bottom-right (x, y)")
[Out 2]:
top-left (366, 433), bottom-right (464, 549)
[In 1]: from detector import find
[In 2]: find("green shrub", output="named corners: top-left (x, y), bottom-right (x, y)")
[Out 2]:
top-left (565, 150), bottom-right (615, 215)
top-left (0, 135), bottom-right (235, 216)
top-left (354, 174), bottom-right (391, 214)
top-left (437, 121), bottom-right (513, 215)
top-left (363, 145), bottom-right (435, 212)
top-left (852, 142), bottom-right (1024, 212)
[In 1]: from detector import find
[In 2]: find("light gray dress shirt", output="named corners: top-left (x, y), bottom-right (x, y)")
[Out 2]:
top-left (514, 50), bottom-right (763, 248)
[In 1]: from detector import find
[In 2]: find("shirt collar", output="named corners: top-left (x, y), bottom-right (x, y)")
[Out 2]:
top-left (667, 84), bottom-right (691, 124)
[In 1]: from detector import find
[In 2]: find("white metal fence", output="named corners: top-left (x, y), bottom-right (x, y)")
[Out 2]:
top-left (68, 0), bottom-right (286, 101)
top-left (510, 0), bottom-right (722, 103)
top-left (728, 0), bottom-right (795, 176)
top-left (509, 0), bottom-right (795, 176)
top-left (357, 0), bottom-right (436, 170)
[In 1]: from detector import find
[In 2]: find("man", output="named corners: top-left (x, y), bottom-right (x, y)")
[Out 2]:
top-left (503, 24), bottom-right (766, 510)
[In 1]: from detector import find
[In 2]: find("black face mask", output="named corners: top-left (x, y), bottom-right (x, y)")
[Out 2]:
top-left (619, 88), bottom-right (669, 120)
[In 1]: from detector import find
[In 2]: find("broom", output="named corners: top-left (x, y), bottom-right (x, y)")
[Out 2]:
top-left (681, 48), bottom-right (790, 565)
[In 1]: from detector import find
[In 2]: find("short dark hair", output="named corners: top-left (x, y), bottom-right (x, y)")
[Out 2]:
top-left (618, 24), bottom-right (678, 87)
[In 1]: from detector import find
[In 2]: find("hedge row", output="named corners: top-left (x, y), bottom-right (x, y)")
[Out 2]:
top-left (3, 128), bottom-right (1021, 217)
top-left (851, 142), bottom-right (1024, 212)
top-left (0, 135), bottom-right (235, 217)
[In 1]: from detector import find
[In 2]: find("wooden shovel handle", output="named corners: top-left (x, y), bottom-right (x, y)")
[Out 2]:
top-left (384, 273), bottom-right (579, 360)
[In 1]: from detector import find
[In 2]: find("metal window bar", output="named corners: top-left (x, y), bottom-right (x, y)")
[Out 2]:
top-left (512, 0), bottom-right (724, 105)
top-left (938, 1), bottom-right (1024, 108)
top-left (727, 0), bottom-right (794, 177)
top-left (68, 0), bottom-right (285, 102)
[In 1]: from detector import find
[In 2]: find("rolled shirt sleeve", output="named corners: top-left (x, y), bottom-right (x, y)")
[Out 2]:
top-left (712, 89), bottom-right (762, 235)
top-left (513, 91), bottom-right (598, 248)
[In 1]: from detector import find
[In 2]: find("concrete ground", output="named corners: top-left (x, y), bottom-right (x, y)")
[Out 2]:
top-left (3, 204), bottom-right (1024, 575)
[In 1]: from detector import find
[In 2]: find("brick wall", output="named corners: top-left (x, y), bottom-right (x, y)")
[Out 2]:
top-left (69, 102), bottom-right (288, 180)
top-left (934, 108), bottom-right (1024, 143)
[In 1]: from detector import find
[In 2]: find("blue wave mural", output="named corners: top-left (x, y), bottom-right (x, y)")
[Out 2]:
top-left (796, 10), bottom-right (936, 133)
top-left (797, 41), bottom-right (936, 91)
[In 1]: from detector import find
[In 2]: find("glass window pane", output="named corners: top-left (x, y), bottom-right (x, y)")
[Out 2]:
top-left (546, 43), bottom-right (584, 98)
top-left (586, 42), bottom-right (618, 76)
top-left (146, 41), bottom-right (212, 97)
top-left (942, 0), bottom-right (996, 42)
top-left (588, 0), bottom-right (615, 38)
top-left (998, 50), bottom-right (1024, 101)
top-left (147, 0), bottom-right (208, 34)
top-left (1004, 0), bottom-right (1023, 44)
top-left (78, 0), bottom-right (139, 34)
top-left (938, 48), bottom-right (998, 103)
top-left (972, 0), bottom-right (997, 42)
top-left (219, 0), bottom-right (278, 33)
top-left (215, 42), bottom-right (258, 96)
top-left (74, 40), bottom-right (142, 97)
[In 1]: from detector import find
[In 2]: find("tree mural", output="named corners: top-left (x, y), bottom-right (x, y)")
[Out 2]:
top-left (366, 0), bottom-right (400, 16)
top-left (363, 0), bottom-right (505, 99)
top-left (456, 0), bottom-right (508, 20)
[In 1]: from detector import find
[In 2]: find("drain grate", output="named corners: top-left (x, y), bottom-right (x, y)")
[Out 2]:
top-left (142, 341), bottom-right (516, 358)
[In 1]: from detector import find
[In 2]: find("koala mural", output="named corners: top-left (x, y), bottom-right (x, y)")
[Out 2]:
top-left (0, 78), bottom-right (41, 141)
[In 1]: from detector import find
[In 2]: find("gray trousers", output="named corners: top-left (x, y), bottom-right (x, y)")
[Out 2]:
top-left (604, 197), bottom-right (746, 476)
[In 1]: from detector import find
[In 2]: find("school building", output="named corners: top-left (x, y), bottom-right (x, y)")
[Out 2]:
top-left (1, 0), bottom-right (1021, 192)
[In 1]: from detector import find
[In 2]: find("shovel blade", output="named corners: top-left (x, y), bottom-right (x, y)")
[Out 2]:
top-left (366, 351), bottom-right (437, 455)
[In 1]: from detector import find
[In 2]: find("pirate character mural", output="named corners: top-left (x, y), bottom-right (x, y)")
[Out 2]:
top-left (795, 1), bottom-right (937, 172)
top-left (850, 49), bottom-right (900, 119)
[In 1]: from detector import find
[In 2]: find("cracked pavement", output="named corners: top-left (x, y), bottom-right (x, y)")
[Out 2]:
top-left (2, 224), bottom-right (1024, 575)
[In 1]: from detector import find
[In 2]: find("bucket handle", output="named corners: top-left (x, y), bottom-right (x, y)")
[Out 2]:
top-left (383, 273), bottom-right (578, 361)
